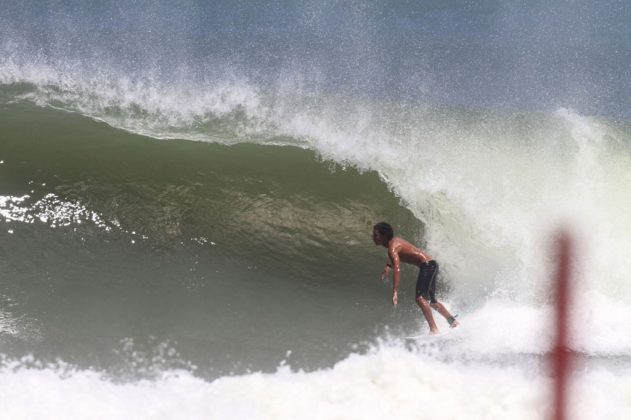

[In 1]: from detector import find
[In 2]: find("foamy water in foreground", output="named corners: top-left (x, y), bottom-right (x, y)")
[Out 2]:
top-left (1, 344), bottom-right (630, 420)
top-left (2, 291), bottom-right (630, 419)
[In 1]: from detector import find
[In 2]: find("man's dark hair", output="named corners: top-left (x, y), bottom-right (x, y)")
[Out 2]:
top-left (373, 222), bottom-right (394, 241)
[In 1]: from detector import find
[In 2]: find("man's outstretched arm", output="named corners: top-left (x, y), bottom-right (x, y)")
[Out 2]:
top-left (389, 250), bottom-right (401, 306)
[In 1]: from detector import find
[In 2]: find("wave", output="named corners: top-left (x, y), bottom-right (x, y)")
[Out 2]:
top-left (1, 102), bottom-right (426, 377)
top-left (3, 87), bottom-right (631, 359)
top-left (8, 74), bottom-right (631, 304)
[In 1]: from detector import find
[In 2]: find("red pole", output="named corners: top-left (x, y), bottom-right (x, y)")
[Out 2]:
top-left (553, 231), bottom-right (572, 420)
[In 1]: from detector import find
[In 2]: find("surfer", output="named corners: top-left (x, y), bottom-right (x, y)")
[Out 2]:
top-left (372, 222), bottom-right (459, 334)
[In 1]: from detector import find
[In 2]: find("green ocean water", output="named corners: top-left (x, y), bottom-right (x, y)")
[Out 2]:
top-left (1, 101), bottom-right (425, 378)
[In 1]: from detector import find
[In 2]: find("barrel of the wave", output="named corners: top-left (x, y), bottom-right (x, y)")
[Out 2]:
top-left (552, 231), bottom-right (574, 420)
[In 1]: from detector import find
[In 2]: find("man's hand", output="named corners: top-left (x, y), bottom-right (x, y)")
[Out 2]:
top-left (380, 265), bottom-right (390, 282)
top-left (392, 290), bottom-right (398, 306)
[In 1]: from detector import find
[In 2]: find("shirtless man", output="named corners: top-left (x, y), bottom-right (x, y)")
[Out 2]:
top-left (372, 222), bottom-right (459, 334)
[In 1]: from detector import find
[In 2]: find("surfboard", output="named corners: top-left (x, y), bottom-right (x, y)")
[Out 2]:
top-left (405, 325), bottom-right (459, 340)
top-left (405, 333), bottom-right (443, 340)
top-left (405, 315), bottom-right (460, 340)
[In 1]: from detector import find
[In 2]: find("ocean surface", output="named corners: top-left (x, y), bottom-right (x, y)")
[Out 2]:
top-left (1, 1), bottom-right (631, 419)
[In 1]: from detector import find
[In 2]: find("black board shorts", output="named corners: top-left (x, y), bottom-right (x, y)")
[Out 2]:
top-left (415, 260), bottom-right (439, 303)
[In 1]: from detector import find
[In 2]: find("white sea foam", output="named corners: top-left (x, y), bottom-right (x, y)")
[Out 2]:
top-left (1, 344), bottom-right (629, 420)
top-left (268, 99), bottom-right (631, 362)
top-left (273, 100), bottom-right (631, 297)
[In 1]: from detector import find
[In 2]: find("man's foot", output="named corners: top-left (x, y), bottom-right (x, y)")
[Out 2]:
top-left (430, 328), bottom-right (440, 335)
top-left (447, 315), bottom-right (459, 328)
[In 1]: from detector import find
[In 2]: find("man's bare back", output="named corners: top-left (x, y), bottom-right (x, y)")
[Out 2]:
top-left (387, 237), bottom-right (432, 267)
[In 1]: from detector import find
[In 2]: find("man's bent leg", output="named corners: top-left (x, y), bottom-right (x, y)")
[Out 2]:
top-left (416, 296), bottom-right (439, 334)
top-left (430, 301), bottom-right (459, 328)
